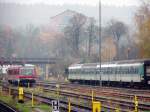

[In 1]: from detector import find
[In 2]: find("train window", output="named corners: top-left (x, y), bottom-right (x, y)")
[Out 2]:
top-left (72, 71), bottom-right (74, 74)
top-left (75, 70), bottom-right (77, 74)
top-left (130, 67), bottom-right (134, 74)
top-left (115, 68), bottom-right (117, 74)
top-left (84, 70), bottom-right (87, 74)
top-left (104, 68), bottom-right (106, 74)
top-left (122, 68), bottom-right (124, 74)
top-left (133, 68), bottom-right (136, 74)
top-left (96, 70), bottom-right (99, 74)
top-left (116, 68), bottom-right (118, 74)
top-left (88, 70), bottom-right (91, 74)
top-left (14, 69), bottom-right (19, 74)
top-left (21, 69), bottom-right (33, 75)
top-left (127, 68), bottom-right (129, 74)
top-left (146, 66), bottom-right (150, 74)
top-left (117, 67), bottom-right (119, 74)
top-left (92, 70), bottom-right (95, 74)
top-left (74, 70), bottom-right (77, 74)
top-left (124, 68), bottom-right (126, 74)
top-left (107, 68), bottom-right (111, 74)
top-left (109, 69), bottom-right (111, 74)
top-left (135, 68), bottom-right (138, 74)
top-left (125, 68), bottom-right (128, 74)
top-left (118, 68), bottom-right (120, 74)
top-left (112, 68), bottom-right (115, 74)
top-left (126, 68), bottom-right (128, 74)
top-left (128, 67), bottom-right (130, 74)
top-left (134, 67), bottom-right (136, 74)
top-left (108, 68), bottom-right (111, 74)
top-left (105, 68), bottom-right (108, 74)
top-left (112, 68), bottom-right (114, 74)
top-left (90, 70), bottom-right (92, 74)
top-left (8, 70), bottom-right (12, 75)
top-left (69, 70), bottom-right (72, 74)
top-left (111, 67), bottom-right (113, 74)
top-left (76, 70), bottom-right (79, 74)
top-left (83, 70), bottom-right (86, 74)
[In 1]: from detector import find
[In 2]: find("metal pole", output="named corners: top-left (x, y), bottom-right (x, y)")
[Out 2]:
top-left (99, 0), bottom-right (102, 87)
top-left (68, 98), bottom-right (71, 112)
top-left (32, 92), bottom-right (34, 107)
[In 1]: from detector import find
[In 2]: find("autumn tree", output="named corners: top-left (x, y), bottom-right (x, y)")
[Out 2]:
top-left (135, 1), bottom-right (150, 58)
top-left (101, 37), bottom-right (116, 61)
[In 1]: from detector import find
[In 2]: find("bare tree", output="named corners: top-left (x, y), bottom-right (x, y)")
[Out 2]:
top-left (64, 13), bottom-right (87, 57)
top-left (105, 20), bottom-right (128, 60)
top-left (86, 17), bottom-right (96, 57)
top-left (0, 25), bottom-right (14, 58)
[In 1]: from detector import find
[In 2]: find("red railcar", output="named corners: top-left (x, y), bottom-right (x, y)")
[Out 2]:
top-left (7, 65), bottom-right (37, 85)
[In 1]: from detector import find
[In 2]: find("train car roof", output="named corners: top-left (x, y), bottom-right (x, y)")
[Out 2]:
top-left (7, 66), bottom-right (21, 70)
top-left (24, 64), bottom-right (35, 67)
top-left (105, 59), bottom-right (150, 64)
top-left (7, 64), bottom-right (35, 70)
top-left (68, 59), bottom-right (149, 69)
top-left (69, 63), bottom-right (143, 69)
top-left (69, 64), bottom-right (83, 69)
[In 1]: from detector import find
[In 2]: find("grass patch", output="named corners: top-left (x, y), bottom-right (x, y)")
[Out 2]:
top-left (38, 104), bottom-right (51, 111)
top-left (0, 91), bottom-right (52, 112)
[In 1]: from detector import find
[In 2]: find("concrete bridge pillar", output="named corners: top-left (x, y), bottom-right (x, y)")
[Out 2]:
top-left (45, 64), bottom-right (50, 80)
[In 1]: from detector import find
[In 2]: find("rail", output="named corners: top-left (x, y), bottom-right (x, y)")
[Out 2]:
top-left (0, 101), bottom-right (18, 112)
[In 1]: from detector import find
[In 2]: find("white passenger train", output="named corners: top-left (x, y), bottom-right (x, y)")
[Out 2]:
top-left (68, 60), bottom-right (150, 87)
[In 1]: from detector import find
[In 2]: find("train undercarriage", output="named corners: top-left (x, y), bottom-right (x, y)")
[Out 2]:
top-left (69, 79), bottom-right (150, 89)
top-left (8, 79), bottom-right (36, 87)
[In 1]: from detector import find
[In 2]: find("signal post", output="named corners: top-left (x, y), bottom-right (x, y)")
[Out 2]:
top-left (92, 90), bottom-right (102, 112)
top-left (18, 87), bottom-right (24, 103)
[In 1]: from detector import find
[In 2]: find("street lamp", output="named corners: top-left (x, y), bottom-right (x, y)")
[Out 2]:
top-left (99, 0), bottom-right (102, 87)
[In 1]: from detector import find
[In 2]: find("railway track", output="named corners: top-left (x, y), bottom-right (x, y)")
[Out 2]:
top-left (38, 81), bottom-right (150, 92)
top-left (3, 81), bottom-right (150, 111)
top-left (23, 92), bottom-right (91, 112)
top-left (40, 82), bottom-right (150, 95)
top-left (38, 82), bottom-right (150, 101)
top-left (37, 82), bottom-right (150, 111)
top-left (43, 87), bottom-right (150, 111)
top-left (2, 85), bottom-right (92, 112)
top-left (0, 100), bottom-right (18, 112)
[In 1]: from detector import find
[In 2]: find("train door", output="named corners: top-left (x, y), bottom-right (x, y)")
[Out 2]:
top-left (145, 65), bottom-right (150, 84)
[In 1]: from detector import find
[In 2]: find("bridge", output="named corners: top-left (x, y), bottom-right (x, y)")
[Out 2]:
top-left (0, 57), bottom-right (60, 65)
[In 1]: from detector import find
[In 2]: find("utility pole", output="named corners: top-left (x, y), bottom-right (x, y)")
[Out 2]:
top-left (99, 0), bottom-right (102, 87)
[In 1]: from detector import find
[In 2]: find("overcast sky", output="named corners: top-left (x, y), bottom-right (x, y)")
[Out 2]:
top-left (0, 0), bottom-right (140, 6)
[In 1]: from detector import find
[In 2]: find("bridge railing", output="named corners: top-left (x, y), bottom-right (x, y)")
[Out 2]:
top-left (0, 57), bottom-right (60, 64)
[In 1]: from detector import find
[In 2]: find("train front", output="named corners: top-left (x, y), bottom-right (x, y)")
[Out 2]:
top-left (7, 65), bottom-right (37, 86)
top-left (19, 66), bottom-right (37, 85)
